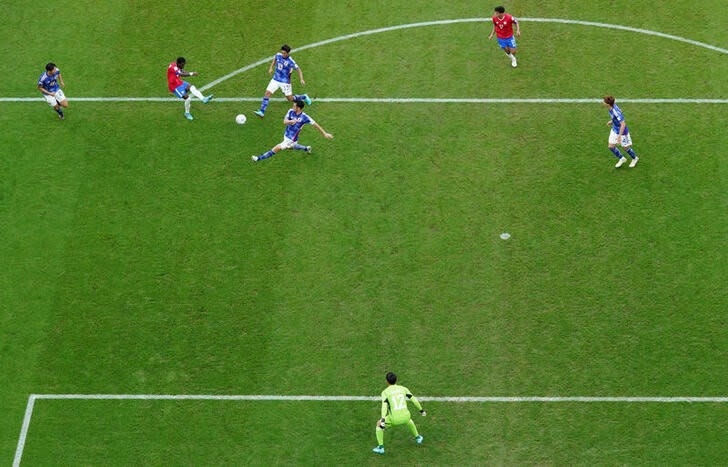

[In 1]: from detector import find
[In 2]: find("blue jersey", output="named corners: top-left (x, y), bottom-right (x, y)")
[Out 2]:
top-left (272, 53), bottom-right (299, 84)
top-left (283, 109), bottom-right (315, 141)
top-left (609, 104), bottom-right (629, 134)
top-left (38, 69), bottom-right (61, 92)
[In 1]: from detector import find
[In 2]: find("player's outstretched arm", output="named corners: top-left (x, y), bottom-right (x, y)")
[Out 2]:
top-left (59, 73), bottom-right (65, 88)
top-left (488, 24), bottom-right (495, 39)
top-left (268, 58), bottom-right (276, 75)
top-left (515, 18), bottom-right (521, 37)
top-left (297, 68), bottom-right (305, 86)
top-left (406, 392), bottom-right (426, 415)
top-left (313, 123), bottom-right (333, 139)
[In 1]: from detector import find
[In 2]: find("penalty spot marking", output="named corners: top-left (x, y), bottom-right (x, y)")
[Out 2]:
top-left (201, 17), bottom-right (728, 91)
top-left (14, 393), bottom-right (728, 466)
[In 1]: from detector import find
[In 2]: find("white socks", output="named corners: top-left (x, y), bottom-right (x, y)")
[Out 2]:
top-left (184, 98), bottom-right (191, 113)
top-left (189, 85), bottom-right (205, 101)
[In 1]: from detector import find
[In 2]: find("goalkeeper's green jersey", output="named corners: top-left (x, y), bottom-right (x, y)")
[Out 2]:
top-left (381, 384), bottom-right (423, 422)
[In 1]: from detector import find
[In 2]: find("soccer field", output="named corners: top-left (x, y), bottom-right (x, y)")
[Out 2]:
top-left (2, 0), bottom-right (728, 464)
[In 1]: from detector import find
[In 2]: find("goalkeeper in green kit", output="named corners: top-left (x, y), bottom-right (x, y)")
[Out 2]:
top-left (372, 372), bottom-right (426, 454)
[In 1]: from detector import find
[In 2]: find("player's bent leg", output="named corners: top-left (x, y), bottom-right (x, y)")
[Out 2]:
top-left (406, 419), bottom-right (419, 437)
top-left (53, 104), bottom-right (64, 120)
top-left (254, 144), bottom-right (284, 162)
top-left (257, 90), bottom-right (274, 117)
top-left (183, 96), bottom-right (193, 120)
top-left (623, 144), bottom-right (639, 166)
top-left (508, 47), bottom-right (518, 67)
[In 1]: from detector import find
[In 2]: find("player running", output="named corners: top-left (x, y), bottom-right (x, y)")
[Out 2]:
top-left (603, 96), bottom-right (639, 168)
top-left (251, 100), bottom-right (333, 162)
top-left (488, 6), bottom-right (521, 68)
top-left (37, 63), bottom-right (68, 120)
top-left (254, 45), bottom-right (312, 118)
top-left (167, 57), bottom-right (213, 121)
top-left (372, 372), bottom-right (426, 455)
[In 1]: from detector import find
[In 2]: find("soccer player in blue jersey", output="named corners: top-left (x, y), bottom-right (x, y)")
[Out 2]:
top-left (252, 100), bottom-right (333, 162)
top-left (603, 96), bottom-right (639, 168)
top-left (254, 45), bottom-right (312, 118)
top-left (37, 63), bottom-right (68, 120)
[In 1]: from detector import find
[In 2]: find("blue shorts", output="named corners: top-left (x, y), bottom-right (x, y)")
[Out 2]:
top-left (173, 82), bottom-right (189, 99)
top-left (497, 36), bottom-right (517, 50)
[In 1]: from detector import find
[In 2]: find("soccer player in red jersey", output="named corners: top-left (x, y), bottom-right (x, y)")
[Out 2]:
top-left (167, 57), bottom-right (213, 120)
top-left (488, 6), bottom-right (521, 68)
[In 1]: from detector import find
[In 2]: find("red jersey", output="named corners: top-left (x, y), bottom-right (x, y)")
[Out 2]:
top-left (493, 14), bottom-right (517, 39)
top-left (167, 62), bottom-right (183, 92)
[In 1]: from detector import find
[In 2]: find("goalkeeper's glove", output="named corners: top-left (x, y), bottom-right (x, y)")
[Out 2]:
top-left (420, 409), bottom-right (427, 416)
top-left (379, 418), bottom-right (386, 429)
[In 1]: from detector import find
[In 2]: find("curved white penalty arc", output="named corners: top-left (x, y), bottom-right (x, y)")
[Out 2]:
top-left (200, 17), bottom-right (728, 92)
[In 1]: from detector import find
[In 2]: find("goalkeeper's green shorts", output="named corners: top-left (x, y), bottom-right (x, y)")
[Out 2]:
top-left (384, 412), bottom-right (411, 427)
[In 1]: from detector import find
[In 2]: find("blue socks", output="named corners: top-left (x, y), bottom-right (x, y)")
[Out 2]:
top-left (260, 97), bottom-right (270, 113)
top-left (292, 143), bottom-right (307, 151)
top-left (55, 107), bottom-right (63, 116)
top-left (293, 94), bottom-right (304, 101)
top-left (609, 147), bottom-right (622, 159)
top-left (609, 147), bottom-right (637, 159)
top-left (258, 150), bottom-right (276, 160)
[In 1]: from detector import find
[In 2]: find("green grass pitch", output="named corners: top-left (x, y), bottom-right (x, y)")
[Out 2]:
top-left (2, 0), bottom-right (727, 464)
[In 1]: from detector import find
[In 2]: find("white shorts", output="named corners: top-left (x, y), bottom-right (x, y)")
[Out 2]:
top-left (278, 137), bottom-right (296, 149)
top-left (43, 89), bottom-right (67, 107)
top-left (609, 130), bottom-right (633, 147)
top-left (266, 79), bottom-right (293, 96)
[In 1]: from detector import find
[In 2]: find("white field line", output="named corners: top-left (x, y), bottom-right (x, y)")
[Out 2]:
top-left (12, 395), bottom-right (36, 467)
top-left (1, 97), bottom-right (727, 104)
top-left (14, 394), bottom-right (728, 465)
top-left (200, 17), bottom-right (728, 91)
top-left (30, 394), bottom-right (728, 402)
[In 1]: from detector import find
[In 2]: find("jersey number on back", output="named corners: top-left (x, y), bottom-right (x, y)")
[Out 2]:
top-left (392, 394), bottom-right (407, 411)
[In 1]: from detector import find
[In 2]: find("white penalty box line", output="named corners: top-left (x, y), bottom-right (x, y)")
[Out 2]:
top-left (1, 97), bottom-right (728, 104)
top-left (14, 393), bottom-right (728, 467)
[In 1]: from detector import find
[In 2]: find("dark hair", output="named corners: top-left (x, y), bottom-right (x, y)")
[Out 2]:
top-left (294, 99), bottom-right (305, 109)
top-left (176, 57), bottom-right (186, 67)
top-left (494, 6), bottom-right (506, 13)
top-left (386, 372), bottom-right (397, 384)
top-left (45, 62), bottom-right (56, 71)
top-left (281, 44), bottom-right (291, 53)
top-left (603, 95), bottom-right (615, 106)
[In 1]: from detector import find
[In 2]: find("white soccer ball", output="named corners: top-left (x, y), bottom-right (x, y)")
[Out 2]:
top-left (235, 114), bottom-right (247, 125)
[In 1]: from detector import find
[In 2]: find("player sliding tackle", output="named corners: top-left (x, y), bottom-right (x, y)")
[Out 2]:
top-left (372, 372), bottom-right (426, 455)
top-left (252, 100), bottom-right (333, 162)
top-left (166, 57), bottom-right (213, 120)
